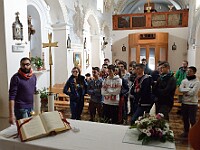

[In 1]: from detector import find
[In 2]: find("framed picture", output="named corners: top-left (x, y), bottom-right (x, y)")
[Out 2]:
top-left (12, 12), bottom-right (23, 41)
top-left (73, 52), bottom-right (82, 68)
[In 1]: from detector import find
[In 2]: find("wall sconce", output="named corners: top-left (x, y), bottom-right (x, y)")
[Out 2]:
top-left (103, 37), bottom-right (108, 46)
top-left (172, 42), bottom-right (177, 50)
top-left (122, 44), bottom-right (126, 51)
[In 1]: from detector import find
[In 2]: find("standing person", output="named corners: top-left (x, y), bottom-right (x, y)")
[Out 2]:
top-left (100, 64), bottom-right (109, 79)
top-left (179, 66), bottom-right (200, 138)
top-left (141, 58), bottom-right (152, 75)
top-left (104, 58), bottom-right (110, 65)
top-left (101, 65), bottom-right (122, 124)
top-left (9, 57), bottom-right (37, 124)
top-left (118, 61), bottom-right (130, 122)
top-left (130, 63), bottom-right (153, 125)
top-left (175, 60), bottom-right (188, 114)
top-left (128, 61), bottom-right (137, 116)
top-left (153, 61), bottom-right (176, 121)
top-left (87, 67), bottom-right (103, 121)
top-left (114, 66), bottom-right (129, 124)
top-left (63, 67), bottom-right (87, 120)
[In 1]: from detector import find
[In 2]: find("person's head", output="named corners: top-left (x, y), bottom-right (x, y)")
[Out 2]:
top-left (141, 58), bottom-right (147, 66)
top-left (92, 67), bottom-right (100, 78)
top-left (182, 60), bottom-right (188, 69)
top-left (114, 66), bottom-right (122, 78)
top-left (20, 57), bottom-right (32, 73)
top-left (135, 63), bottom-right (145, 76)
top-left (104, 58), bottom-right (110, 65)
top-left (129, 61), bottom-right (136, 74)
top-left (71, 67), bottom-right (81, 77)
top-left (85, 73), bottom-right (91, 81)
top-left (107, 65), bottom-right (116, 78)
top-left (114, 59), bottom-right (120, 65)
top-left (187, 66), bottom-right (197, 76)
top-left (102, 64), bottom-right (108, 72)
top-left (159, 61), bottom-right (170, 75)
top-left (118, 61), bottom-right (127, 71)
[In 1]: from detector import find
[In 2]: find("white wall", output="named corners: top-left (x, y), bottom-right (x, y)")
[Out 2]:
top-left (112, 27), bottom-right (188, 71)
top-left (0, 0), bottom-right (29, 130)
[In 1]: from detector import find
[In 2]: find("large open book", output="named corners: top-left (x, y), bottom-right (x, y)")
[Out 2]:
top-left (16, 111), bottom-right (71, 142)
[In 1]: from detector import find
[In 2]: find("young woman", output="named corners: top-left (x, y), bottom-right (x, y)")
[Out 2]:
top-left (63, 67), bottom-right (87, 120)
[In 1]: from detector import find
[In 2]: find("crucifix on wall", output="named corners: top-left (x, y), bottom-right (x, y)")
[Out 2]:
top-left (42, 33), bottom-right (58, 93)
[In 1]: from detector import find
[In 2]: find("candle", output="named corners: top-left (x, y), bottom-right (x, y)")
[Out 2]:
top-left (34, 93), bottom-right (41, 115)
top-left (48, 93), bottom-right (54, 112)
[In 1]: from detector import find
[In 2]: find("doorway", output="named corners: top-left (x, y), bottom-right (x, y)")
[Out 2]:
top-left (129, 33), bottom-right (168, 70)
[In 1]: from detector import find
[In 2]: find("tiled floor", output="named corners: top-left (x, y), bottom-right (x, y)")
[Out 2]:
top-left (59, 104), bottom-right (197, 150)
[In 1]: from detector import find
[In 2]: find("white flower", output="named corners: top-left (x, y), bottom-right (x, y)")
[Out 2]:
top-left (146, 131), bottom-right (151, 137)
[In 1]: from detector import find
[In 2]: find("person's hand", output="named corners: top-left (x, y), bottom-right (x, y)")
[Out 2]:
top-left (9, 114), bottom-right (16, 125)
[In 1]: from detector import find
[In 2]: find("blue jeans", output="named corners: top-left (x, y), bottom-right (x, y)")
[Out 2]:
top-left (14, 108), bottom-right (33, 120)
top-left (70, 99), bottom-right (84, 120)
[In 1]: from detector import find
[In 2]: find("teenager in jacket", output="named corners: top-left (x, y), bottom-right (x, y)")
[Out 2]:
top-left (153, 61), bottom-right (176, 121)
top-left (63, 67), bottom-right (87, 120)
top-left (87, 67), bottom-right (103, 121)
top-left (130, 63), bottom-right (153, 125)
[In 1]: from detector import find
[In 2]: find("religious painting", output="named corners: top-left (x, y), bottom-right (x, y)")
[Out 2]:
top-left (73, 52), bottom-right (82, 68)
top-left (118, 16), bottom-right (130, 28)
top-left (12, 12), bottom-right (23, 41)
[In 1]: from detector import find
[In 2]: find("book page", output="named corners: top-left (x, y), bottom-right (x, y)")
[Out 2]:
top-left (18, 116), bottom-right (46, 141)
top-left (40, 111), bottom-right (70, 133)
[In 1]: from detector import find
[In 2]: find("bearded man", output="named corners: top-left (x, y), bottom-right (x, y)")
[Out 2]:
top-left (9, 57), bottom-right (37, 124)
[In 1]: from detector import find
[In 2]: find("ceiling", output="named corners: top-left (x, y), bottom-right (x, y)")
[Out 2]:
top-left (117, 0), bottom-right (189, 14)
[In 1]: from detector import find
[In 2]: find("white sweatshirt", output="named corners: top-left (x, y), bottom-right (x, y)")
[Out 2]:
top-left (179, 77), bottom-right (200, 105)
top-left (101, 75), bottom-right (122, 105)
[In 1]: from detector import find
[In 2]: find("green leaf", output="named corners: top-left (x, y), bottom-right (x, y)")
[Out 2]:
top-left (138, 133), bottom-right (146, 141)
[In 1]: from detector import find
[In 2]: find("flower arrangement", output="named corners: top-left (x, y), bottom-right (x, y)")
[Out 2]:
top-left (130, 113), bottom-right (174, 145)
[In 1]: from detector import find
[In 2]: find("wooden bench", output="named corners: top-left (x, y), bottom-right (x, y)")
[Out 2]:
top-left (52, 83), bottom-right (90, 111)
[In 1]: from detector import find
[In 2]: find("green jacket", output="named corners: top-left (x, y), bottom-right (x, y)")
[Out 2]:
top-left (175, 67), bottom-right (187, 86)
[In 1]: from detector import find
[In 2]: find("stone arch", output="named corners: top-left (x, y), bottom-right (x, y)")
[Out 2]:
top-left (27, 0), bottom-right (52, 58)
top-left (83, 10), bottom-right (102, 70)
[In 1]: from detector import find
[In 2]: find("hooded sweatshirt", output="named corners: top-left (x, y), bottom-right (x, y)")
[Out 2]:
top-left (101, 75), bottom-right (122, 105)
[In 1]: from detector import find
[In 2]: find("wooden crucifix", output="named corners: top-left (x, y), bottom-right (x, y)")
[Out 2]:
top-left (42, 33), bottom-right (58, 93)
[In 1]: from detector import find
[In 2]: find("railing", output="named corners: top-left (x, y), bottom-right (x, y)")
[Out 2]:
top-left (112, 9), bottom-right (188, 30)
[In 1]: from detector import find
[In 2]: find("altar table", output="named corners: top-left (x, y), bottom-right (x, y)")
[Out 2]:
top-left (0, 119), bottom-right (175, 150)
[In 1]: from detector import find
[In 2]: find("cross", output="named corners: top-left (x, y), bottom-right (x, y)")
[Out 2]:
top-left (42, 33), bottom-right (58, 93)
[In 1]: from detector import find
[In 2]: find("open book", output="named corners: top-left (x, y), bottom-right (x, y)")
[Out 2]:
top-left (16, 111), bottom-right (71, 142)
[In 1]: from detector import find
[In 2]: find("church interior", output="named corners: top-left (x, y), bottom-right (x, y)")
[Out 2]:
top-left (0, 0), bottom-right (200, 149)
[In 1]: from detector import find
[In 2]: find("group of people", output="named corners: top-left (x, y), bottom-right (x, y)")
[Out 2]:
top-left (8, 57), bottom-right (200, 138)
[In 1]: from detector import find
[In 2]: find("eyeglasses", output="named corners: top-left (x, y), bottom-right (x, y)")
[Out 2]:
top-left (103, 66), bottom-right (107, 69)
top-left (21, 63), bottom-right (31, 67)
top-left (118, 65), bottom-right (124, 68)
top-left (72, 70), bottom-right (78, 73)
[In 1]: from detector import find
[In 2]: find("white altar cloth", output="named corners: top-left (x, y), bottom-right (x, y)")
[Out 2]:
top-left (0, 119), bottom-right (176, 150)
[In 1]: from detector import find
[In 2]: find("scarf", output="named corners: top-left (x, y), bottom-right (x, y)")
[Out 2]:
top-left (186, 75), bottom-right (196, 80)
top-left (160, 71), bottom-right (174, 81)
top-left (18, 68), bottom-right (33, 79)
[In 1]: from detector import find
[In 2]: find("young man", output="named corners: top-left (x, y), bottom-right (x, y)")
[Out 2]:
top-left (130, 63), bottom-right (153, 125)
top-left (9, 57), bottom-right (37, 124)
top-left (87, 67), bottom-right (103, 121)
top-left (153, 61), bottom-right (176, 121)
top-left (179, 66), bottom-right (200, 138)
top-left (141, 58), bottom-right (152, 75)
top-left (104, 58), bottom-right (110, 65)
top-left (175, 60), bottom-right (188, 115)
top-left (101, 65), bottom-right (122, 124)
